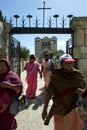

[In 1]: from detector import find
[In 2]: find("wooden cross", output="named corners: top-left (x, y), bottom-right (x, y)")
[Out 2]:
top-left (37, 1), bottom-right (51, 27)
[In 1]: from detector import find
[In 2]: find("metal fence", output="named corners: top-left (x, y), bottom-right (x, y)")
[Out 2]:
top-left (66, 37), bottom-right (78, 68)
top-left (66, 37), bottom-right (73, 56)
top-left (9, 36), bottom-right (20, 76)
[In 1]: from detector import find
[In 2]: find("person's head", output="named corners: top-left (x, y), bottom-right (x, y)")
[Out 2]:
top-left (59, 54), bottom-right (75, 70)
top-left (44, 53), bottom-right (50, 61)
top-left (0, 59), bottom-right (11, 73)
top-left (50, 53), bottom-right (53, 59)
top-left (29, 54), bottom-right (36, 63)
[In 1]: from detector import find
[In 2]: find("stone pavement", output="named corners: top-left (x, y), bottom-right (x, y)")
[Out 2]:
top-left (16, 71), bottom-right (54, 130)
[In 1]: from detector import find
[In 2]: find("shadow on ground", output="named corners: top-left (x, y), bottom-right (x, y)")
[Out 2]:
top-left (26, 86), bottom-right (46, 110)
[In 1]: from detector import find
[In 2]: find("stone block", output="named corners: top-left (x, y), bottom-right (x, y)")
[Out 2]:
top-left (74, 29), bottom-right (84, 46)
top-left (78, 59), bottom-right (87, 71)
top-left (73, 47), bottom-right (87, 59)
top-left (85, 30), bottom-right (87, 45)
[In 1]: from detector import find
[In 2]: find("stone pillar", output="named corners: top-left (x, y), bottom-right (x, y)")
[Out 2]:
top-left (0, 21), bottom-right (12, 60)
top-left (70, 17), bottom-right (87, 81)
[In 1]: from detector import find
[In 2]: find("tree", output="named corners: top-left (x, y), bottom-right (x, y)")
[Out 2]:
top-left (0, 10), bottom-right (7, 22)
top-left (20, 46), bottom-right (30, 60)
top-left (0, 10), bottom-right (4, 22)
top-left (53, 49), bottom-right (65, 59)
top-left (53, 49), bottom-right (65, 68)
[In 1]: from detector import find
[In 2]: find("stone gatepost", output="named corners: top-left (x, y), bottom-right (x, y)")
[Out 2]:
top-left (0, 21), bottom-right (12, 60)
top-left (70, 17), bottom-right (87, 82)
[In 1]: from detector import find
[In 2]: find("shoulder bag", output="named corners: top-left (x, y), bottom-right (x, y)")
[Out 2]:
top-left (10, 94), bottom-right (28, 116)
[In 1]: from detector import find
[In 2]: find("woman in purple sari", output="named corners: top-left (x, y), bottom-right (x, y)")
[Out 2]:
top-left (0, 59), bottom-right (23, 130)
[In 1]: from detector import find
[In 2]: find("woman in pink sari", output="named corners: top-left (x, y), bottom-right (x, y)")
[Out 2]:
top-left (24, 54), bottom-right (42, 99)
top-left (0, 59), bottom-right (23, 130)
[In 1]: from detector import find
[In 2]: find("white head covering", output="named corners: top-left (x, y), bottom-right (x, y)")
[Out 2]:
top-left (59, 54), bottom-right (75, 63)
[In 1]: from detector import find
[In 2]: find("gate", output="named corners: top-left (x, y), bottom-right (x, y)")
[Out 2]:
top-left (9, 36), bottom-right (20, 76)
top-left (66, 37), bottom-right (73, 57)
top-left (66, 36), bottom-right (78, 68)
top-left (9, 17), bottom-right (74, 74)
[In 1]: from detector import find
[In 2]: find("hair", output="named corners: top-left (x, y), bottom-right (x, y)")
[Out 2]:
top-left (30, 54), bottom-right (36, 59)
top-left (0, 59), bottom-right (11, 71)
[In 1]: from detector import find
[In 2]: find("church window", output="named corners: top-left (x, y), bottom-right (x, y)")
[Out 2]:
top-left (36, 40), bottom-right (40, 45)
top-left (51, 40), bottom-right (56, 44)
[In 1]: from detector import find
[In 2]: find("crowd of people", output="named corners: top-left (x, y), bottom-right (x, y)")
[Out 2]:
top-left (0, 53), bottom-right (87, 130)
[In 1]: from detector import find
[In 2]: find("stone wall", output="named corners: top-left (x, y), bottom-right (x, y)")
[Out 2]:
top-left (0, 21), bottom-right (11, 60)
top-left (70, 17), bottom-right (87, 82)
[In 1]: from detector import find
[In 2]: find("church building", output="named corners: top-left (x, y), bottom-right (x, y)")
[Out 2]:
top-left (35, 36), bottom-right (57, 58)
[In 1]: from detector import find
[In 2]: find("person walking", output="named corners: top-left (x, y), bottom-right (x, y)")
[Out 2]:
top-left (42, 54), bottom-right (87, 130)
top-left (0, 59), bottom-right (23, 130)
top-left (49, 52), bottom-right (56, 71)
top-left (50, 52), bottom-right (58, 69)
top-left (41, 53), bottom-right (55, 88)
top-left (24, 54), bottom-right (42, 99)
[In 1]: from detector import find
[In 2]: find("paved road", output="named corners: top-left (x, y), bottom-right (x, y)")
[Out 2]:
top-left (16, 71), bottom-right (54, 130)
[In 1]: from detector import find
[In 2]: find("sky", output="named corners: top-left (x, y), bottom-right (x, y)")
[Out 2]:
top-left (0, 0), bottom-right (87, 54)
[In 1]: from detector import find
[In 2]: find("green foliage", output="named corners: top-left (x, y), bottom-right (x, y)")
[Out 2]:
top-left (0, 10), bottom-right (4, 22)
top-left (0, 10), bottom-right (7, 22)
top-left (53, 49), bottom-right (65, 59)
top-left (55, 49), bottom-right (65, 59)
top-left (52, 50), bottom-right (65, 68)
top-left (20, 46), bottom-right (30, 60)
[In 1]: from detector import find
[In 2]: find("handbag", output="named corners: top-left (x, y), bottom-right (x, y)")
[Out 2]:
top-left (10, 94), bottom-right (28, 116)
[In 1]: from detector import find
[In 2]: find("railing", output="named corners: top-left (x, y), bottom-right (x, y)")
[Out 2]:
top-left (9, 36), bottom-right (20, 76)
top-left (66, 37), bottom-right (73, 57)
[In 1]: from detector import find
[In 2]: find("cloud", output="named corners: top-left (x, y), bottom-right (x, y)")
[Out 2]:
top-left (57, 40), bottom-right (66, 52)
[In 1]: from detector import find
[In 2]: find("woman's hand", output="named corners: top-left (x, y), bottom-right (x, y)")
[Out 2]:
top-left (0, 81), bottom-right (8, 87)
top-left (40, 73), bottom-right (42, 79)
top-left (42, 109), bottom-right (50, 125)
top-left (42, 109), bottom-right (47, 121)
top-left (75, 88), bottom-right (86, 95)
top-left (0, 81), bottom-right (21, 93)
